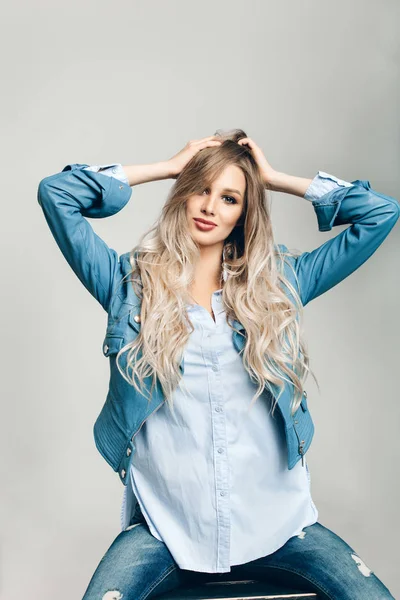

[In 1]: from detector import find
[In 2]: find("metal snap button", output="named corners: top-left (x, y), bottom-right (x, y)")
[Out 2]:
top-left (294, 420), bottom-right (298, 424)
top-left (126, 447), bottom-right (132, 456)
top-left (121, 469), bottom-right (126, 478)
top-left (103, 343), bottom-right (109, 354)
top-left (134, 314), bottom-right (141, 323)
top-left (119, 184), bottom-right (123, 189)
top-left (304, 390), bottom-right (307, 397)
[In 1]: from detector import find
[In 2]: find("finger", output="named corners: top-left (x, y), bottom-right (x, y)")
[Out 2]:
top-left (239, 138), bottom-right (259, 152)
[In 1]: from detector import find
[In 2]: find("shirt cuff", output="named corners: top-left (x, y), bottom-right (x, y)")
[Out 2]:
top-left (304, 170), bottom-right (353, 202)
top-left (83, 163), bottom-right (129, 186)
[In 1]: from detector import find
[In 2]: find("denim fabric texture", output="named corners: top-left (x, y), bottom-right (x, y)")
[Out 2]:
top-left (81, 517), bottom-right (395, 599)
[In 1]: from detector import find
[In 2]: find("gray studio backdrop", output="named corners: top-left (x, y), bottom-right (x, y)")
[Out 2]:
top-left (2, 1), bottom-right (399, 598)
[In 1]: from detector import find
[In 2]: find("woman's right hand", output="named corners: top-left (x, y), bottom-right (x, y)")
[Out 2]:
top-left (167, 136), bottom-right (222, 179)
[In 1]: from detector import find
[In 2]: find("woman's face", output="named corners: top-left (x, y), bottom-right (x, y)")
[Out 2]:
top-left (186, 164), bottom-right (246, 248)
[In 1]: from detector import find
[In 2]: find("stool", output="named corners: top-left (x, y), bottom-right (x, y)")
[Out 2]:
top-left (157, 578), bottom-right (318, 599)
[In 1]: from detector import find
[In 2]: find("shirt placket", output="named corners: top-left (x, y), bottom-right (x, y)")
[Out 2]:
top-left (203, 293), bottom-right (231, 570)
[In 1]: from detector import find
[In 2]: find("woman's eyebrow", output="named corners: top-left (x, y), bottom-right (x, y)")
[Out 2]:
top-left (223, 188), bottom-right (242, 197)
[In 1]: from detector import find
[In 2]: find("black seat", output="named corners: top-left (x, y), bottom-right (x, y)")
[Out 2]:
top-left (157, 577), bottom-right (319, 599)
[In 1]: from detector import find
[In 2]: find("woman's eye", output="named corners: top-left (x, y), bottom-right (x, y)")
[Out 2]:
top-left (201, 189), bottom-right (237, 204)
top-left (223, 195), bottom-right (237, 205)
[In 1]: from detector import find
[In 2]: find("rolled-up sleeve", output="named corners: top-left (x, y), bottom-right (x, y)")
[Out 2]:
top-left (83, 163), bottom-right (129, 186)
top-left (304, 171), bottom-right (353, 202)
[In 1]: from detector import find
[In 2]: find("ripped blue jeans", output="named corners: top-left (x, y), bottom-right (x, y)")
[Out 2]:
top-left (82, 504), bottom-right (395, 600)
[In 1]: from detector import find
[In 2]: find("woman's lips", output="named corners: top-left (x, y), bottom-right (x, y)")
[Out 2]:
top-left (193, 218), bottom-right (217, 231)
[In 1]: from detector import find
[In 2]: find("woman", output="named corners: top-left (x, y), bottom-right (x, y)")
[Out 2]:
top-left (37, 129), bottom-right (398, 599)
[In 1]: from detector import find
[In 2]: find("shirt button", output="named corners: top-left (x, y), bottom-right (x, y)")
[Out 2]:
top-left (217, 448), bottom-right (224, 454)
top-left (212, 364), bottom-right (218, 372)
top-left (215, 406), bottom-right (222, 412)
top-left (220, 491), bottom-right (226, 496)
top-left (112, 167), bottom-right (117, 173)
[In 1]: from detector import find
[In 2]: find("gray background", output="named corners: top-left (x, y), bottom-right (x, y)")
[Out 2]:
top-left (1, 0), bottom-right (399, 598)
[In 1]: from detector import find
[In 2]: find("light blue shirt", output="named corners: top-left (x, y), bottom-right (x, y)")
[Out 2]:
top-left (84, 163), bottom-right (353, 573)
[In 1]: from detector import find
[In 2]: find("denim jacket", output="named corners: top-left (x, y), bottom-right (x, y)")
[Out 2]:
top-left (37, 163), bottom-right (399, 485)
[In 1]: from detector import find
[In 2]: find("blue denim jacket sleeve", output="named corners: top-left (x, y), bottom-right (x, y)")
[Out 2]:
top-left (37, 163), bottom-right (132, 312)
top-left (281, 175), bottom-right (400, 307)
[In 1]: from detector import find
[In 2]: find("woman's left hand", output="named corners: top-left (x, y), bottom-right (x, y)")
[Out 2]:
top-left (237, 137), bottom-right (277, 189)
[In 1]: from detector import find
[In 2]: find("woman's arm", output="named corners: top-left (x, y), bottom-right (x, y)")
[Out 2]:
top-left (83, 162), bottom-right (173, 186)
top-left (280, 178), bottom-right (400, 306)
top-left (121, 161), bottom-right (174, 186)
top-left (268, 170), bottom-right (354, 200)
top-left (268, 170), bottom-right (313, 197)
top-left (237, 137), bottom-right (399, 306)
top-left (36, 156), bottom-right (198, 314)
top-left (37, 142), bottom-right (220, 313)
top-left (37, 163), bottom-right (132, 313)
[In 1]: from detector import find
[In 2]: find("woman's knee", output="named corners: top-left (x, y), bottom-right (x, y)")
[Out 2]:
top-left (268, 522), bottom-right (395, 599)
top-left (81, 522), bottom-right (182, 600)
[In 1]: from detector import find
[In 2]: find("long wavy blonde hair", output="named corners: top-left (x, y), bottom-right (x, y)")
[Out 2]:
top-left (114, 128), bottom-right (318, 418)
